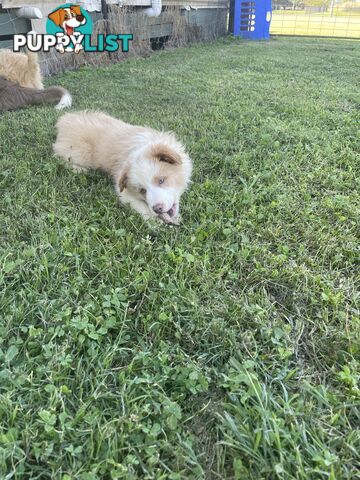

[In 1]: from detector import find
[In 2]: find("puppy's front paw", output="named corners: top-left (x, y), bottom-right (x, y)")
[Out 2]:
top-left (66, 162), bottom-right (88, 173)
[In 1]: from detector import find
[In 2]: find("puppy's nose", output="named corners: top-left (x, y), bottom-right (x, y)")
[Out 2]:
top-left (76, 14), bottom-right (85, 21)
top-left (153, 203), bottom-right (165, 214)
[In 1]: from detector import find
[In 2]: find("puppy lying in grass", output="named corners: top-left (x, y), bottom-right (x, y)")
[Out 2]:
top-left (53, 111), bottom-right (192, 225)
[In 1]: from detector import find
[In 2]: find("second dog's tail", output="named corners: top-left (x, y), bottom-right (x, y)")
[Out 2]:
top-left (0, 75), bottom-right (72, 111)
top-left (53, 88), bottom-right (72, 110)
top-left (20, 85), bottom-right (72, 110)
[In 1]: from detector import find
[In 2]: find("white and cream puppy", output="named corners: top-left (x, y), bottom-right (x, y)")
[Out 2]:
top-left (53, 111), bottom-right (192, 225)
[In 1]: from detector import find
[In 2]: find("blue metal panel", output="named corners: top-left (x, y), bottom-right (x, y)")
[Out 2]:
top-left (232, 1), bottom-right (272, 40)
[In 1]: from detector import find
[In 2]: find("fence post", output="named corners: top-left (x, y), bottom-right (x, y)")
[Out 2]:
top-left (329, 0), bottom-right (335, 18)
top-left (101, 0), bottom-right (112, 58)
top-left (101, 0), bottom-right (108, 21)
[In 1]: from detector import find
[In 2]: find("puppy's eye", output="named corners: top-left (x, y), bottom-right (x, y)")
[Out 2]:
top-left (64, 13), bottom-right (69, 19)
top-left (139, 188), bottom-right (147, 195)
top-left (159, 177), bottom-right (165, 185)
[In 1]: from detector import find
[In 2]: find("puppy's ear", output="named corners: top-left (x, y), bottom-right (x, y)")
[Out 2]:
top-left (48, 9), bottom-right (62, 26)
top-left (118, 171), bottom-right (128, 192)
top-left (152, 145), bottom-right (182, 165)
top-left (72, 5), bottom-right (82, 16)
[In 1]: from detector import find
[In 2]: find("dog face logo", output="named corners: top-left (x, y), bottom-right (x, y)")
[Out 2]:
top-left (47, 4), bottom-right (91, 53)
top-left (16, 6), bottom-right (132, 55)
top-left (49, 6), bottom-right (86, 36)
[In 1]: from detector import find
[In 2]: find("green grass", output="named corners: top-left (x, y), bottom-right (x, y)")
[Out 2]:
top-left (0, 36), bottom-right (359, 479)
top-left (271, 11), bottom-right (360, 37)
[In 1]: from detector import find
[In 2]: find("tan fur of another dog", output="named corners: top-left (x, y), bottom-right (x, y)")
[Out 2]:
top-left (0, 49), bottom-right (43, 89)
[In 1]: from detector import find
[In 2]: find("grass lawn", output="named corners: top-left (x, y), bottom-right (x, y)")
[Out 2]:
top-left (271, 11), bottom-right (360, 38)
top-left (0, 36), bottom-right (359, 479)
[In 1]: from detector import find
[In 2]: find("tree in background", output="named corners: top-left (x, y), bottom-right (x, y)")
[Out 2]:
top-left (273, 0), bottom-right (292, 9)
top-left (302, 0), bottom-right (331, 13)
top-left (273, 1), bottom-right (306, 10)
top-left (303, 0), bottom-right (330, 6)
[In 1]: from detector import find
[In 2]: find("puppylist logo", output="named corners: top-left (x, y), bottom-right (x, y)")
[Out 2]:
top-left (13, 4), bottom-right (133, 54)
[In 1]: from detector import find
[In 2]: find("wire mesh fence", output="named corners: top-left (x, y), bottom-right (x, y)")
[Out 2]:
top-left (0, 7), bottom-right (31, 48)
top-left (271, 1), bottom-right (360, 38)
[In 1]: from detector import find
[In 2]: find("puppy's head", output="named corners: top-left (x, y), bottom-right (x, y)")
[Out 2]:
top-left (118, 142), bottom-right (192, 218)
top-left (48, 6), bottom-right (86, 34)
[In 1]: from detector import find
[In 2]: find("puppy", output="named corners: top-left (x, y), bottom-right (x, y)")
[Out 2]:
top-left (48, 5), bottom-right (86, 53)
top-left (53, 111), bottom-right (192, 225)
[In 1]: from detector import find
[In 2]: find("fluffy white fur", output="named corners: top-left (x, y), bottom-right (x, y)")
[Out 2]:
top-left (53, 111), bottom-right (192, 224)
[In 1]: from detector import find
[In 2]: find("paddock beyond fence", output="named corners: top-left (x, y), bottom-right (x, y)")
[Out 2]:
top-left (271, 1), bottom-right (360, 38)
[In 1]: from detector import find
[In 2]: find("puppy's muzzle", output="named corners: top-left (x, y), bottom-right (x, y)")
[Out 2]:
top-left (153, 203), bottom-right (177, 217)
top-left (153, 203), bottom-right (165, 214)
